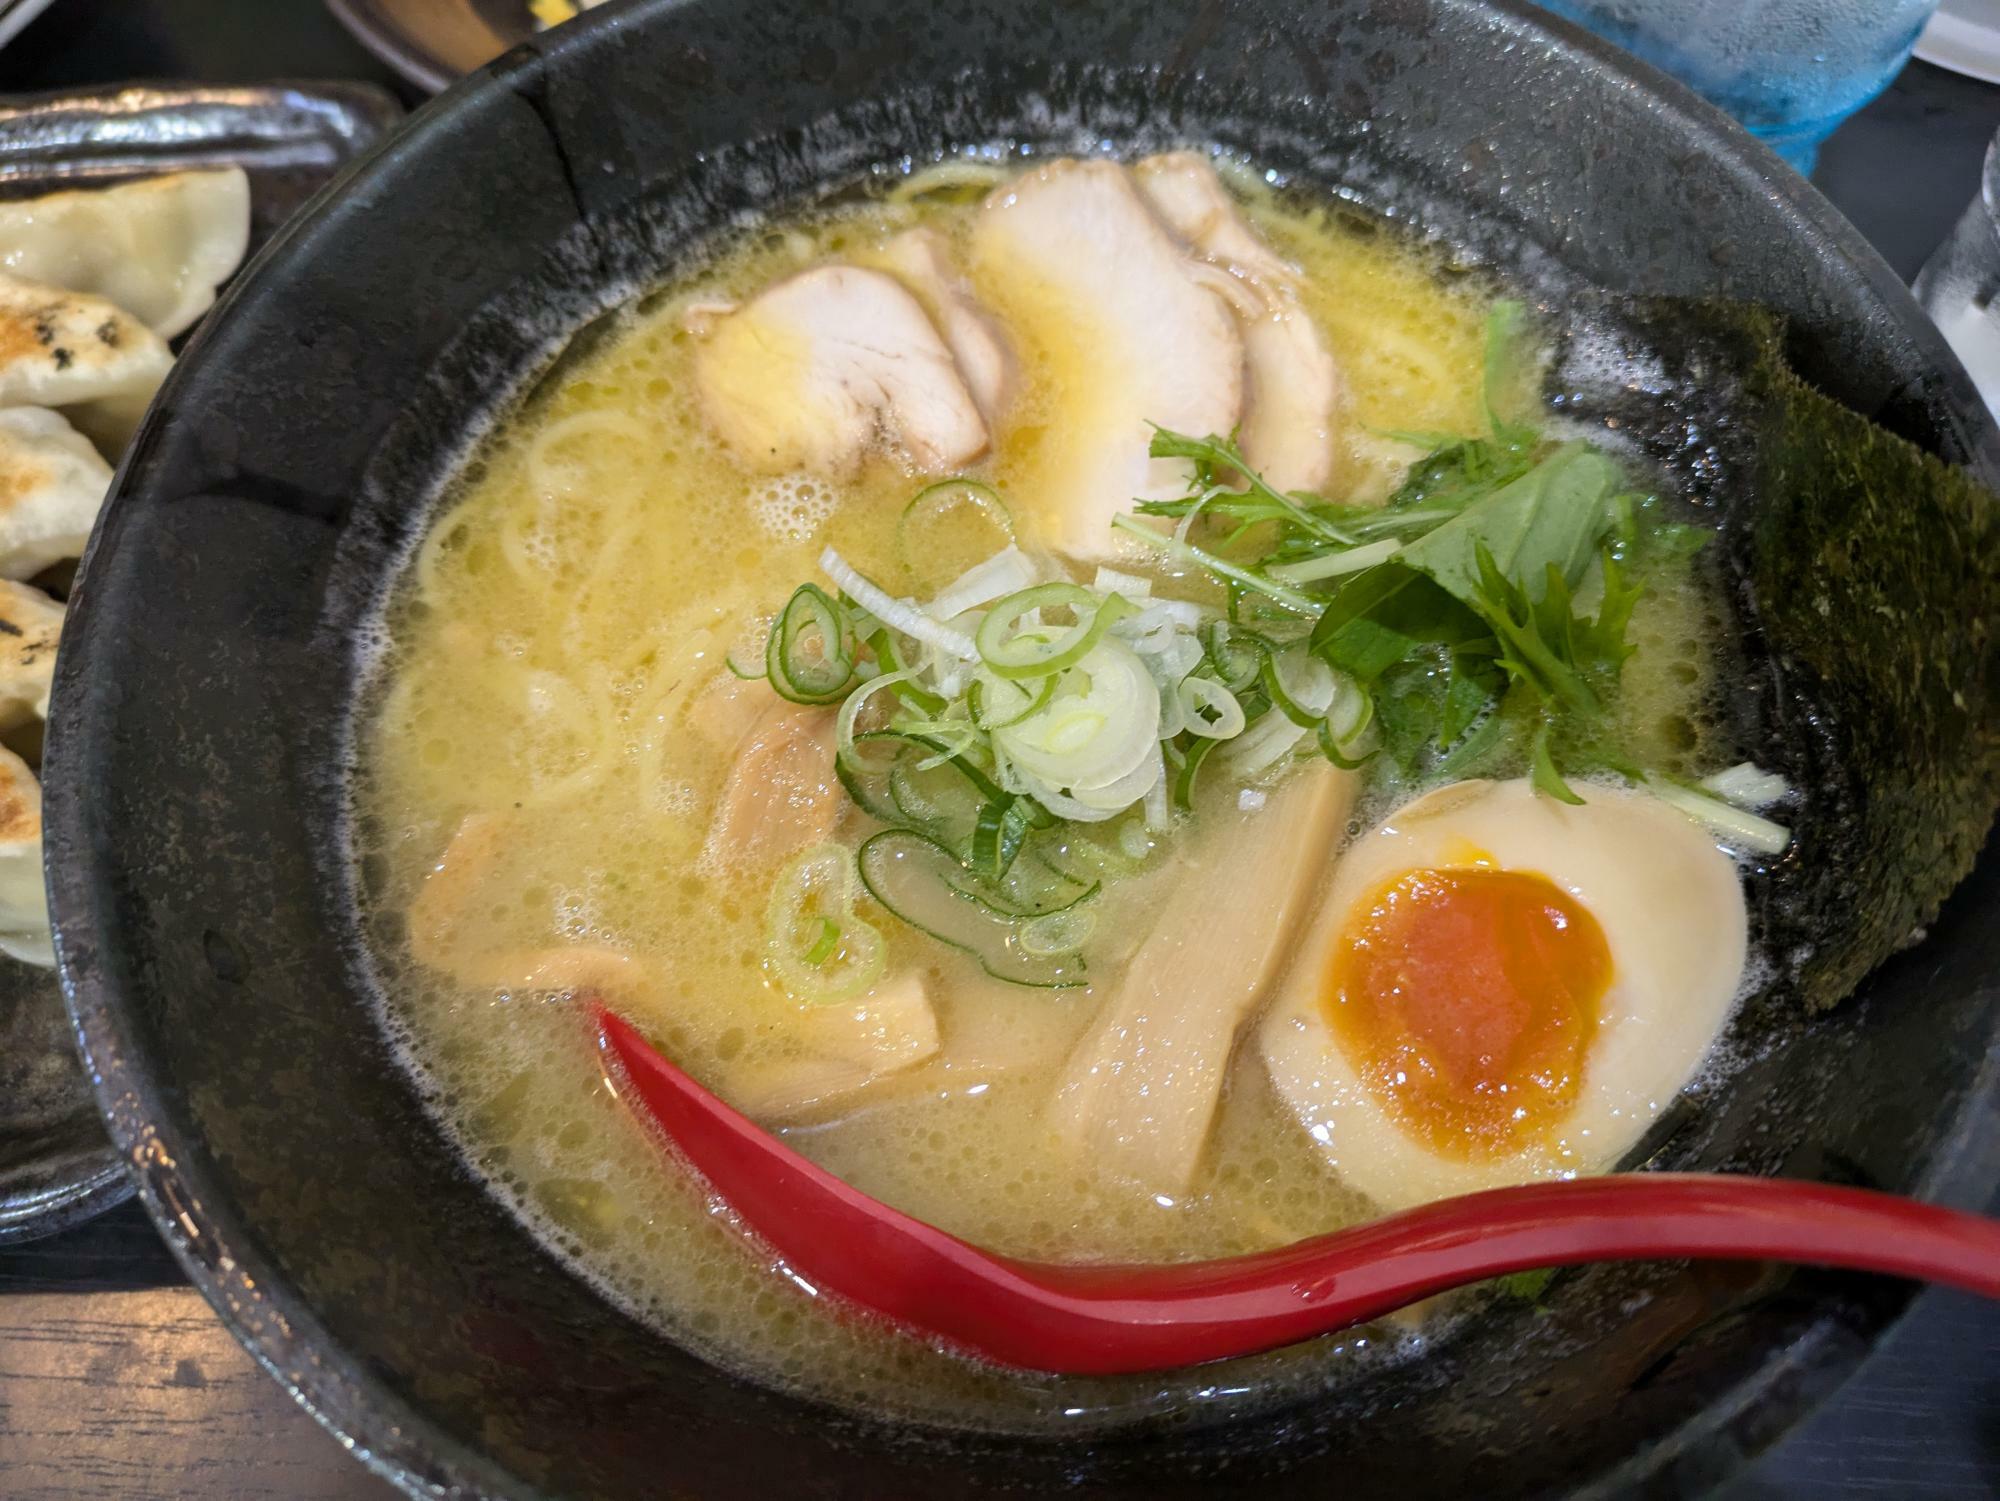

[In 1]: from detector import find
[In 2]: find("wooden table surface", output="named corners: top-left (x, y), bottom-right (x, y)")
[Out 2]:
top-left (1, 3), bottom-right (1998, 1497)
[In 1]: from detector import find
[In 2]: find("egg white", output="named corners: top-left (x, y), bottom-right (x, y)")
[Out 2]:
top-left (1258, 776), bottom-right (1748, 1211)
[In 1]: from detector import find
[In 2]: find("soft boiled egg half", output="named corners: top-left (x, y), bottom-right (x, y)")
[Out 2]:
top-left (1258, 777), bottom-right (1748, 1211)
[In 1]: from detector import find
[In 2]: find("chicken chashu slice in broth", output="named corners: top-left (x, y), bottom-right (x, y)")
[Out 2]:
top-left (690, 264), bottom-right (990, 476)
top-left (868, 227), bottom-right (1016, 423)
top-left (1132, 153), bottom-right (1341, 495)
top-left (690, 153), bottom-right (1340, 559)
top-left (969, 158), bottom-right (1247, 559)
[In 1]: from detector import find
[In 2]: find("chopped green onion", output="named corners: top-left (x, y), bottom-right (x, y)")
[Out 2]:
top-left (1173, 732), bottom-right (1224, 810)
top-left (802, 917), bottom-right (842, 967)
top-left (1178, 674), bottom-right (1247, 739)
top-left (896, 478), bottom-right (1015, 588)
top-left (834, 753), bottom-right (901, 824)
top-left (1200, 619), bottom-right (1270, 692)
top-left (860, 729), bottom-right (1008, 805)
top-left (820, 547), bottom-right (979, 664)
top-left (1645, 775), bottom-right (1792, 855)
top-left (1019, 907), bottom-right (1096, 956)
top-left (1260, 650), bottom-right (1336, 730)
top-left (856, 829), bottom-right (1086, 988)
top-left (764, 843), bottom-right (886, 1003)
top-left (970, 796), bottom-right (1034, 880)
top-left (1314, 715), bottom-right (1375, 771)
top-left (968, 671), bottom-right (1057, 731)
top-left (926, 544), bottom-right (1040, 621)
top-left (1092, 565), bottom-right (1154, 598)
top-left (1698, 762), bottom-right (1790, 809)
top-left (765, 583), bottom-right (857, 704)
top-left (976, 582), bottom-right (1136, 680)
top-left (836, 668), bottom-right (924, 773)
top-left (866, 630), bottom-right (945, 714)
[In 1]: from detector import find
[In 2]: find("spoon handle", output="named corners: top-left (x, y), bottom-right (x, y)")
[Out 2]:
top-left (596, 1005), bottom-right (2000, 1375)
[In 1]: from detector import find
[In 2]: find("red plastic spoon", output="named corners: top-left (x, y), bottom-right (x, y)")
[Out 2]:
top-left (595, 1004), bottom-right (2000, 1375)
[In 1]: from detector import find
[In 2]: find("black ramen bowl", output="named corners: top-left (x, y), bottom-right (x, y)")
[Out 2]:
top-left (44, 0), bottom-right (2000, 1495)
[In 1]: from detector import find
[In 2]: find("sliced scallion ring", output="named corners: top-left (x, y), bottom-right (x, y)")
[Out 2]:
top-left (1173, 733), bottom-right (1223, 810)
top-left (897, 478), bottom-right (1016, 590)
top-left (969, 671), bottom-right (1058, 731)
top-left (856, 729), bottom-right (1008, 805)
top-left (1201, 619), bottom-right (1268, 692)
top-left (976, 583), bottom-right (1136, 680)
top-left (764, 843), bottom-right (886, 1003)
top-left (856, 829), bottom-right (1086, 988)
top-left (1315, 714), bottom-right (1376, 771)
top-left (1019, 907), bottom-right (1096, 956)
top-left (1178, 674), bottom-right (1247, 739)
top-left (836, 668), bottom-right (923, 773)
top-left (765, 583), bottom-right (857, 704)
top-left (970, 795), bottom-right (1035, 880)
top-left (1261, 650), bottom-right (1336, 730)
top-left (866, 629), bottom-right (945, 715)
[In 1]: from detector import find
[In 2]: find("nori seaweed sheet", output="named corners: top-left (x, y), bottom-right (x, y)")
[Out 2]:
top-left (1550, 298), bottom-right (2000, 1013)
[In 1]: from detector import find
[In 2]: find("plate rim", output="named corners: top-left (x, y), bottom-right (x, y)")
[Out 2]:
top-left (0, 77), bottom-right (403, 1247)
top-left (322, 0), bottom-right (521, 94)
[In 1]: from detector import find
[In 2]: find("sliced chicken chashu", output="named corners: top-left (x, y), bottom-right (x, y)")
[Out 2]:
top-left (720, 969), bottom-right (942, 1122)
top-left (408, 812), bottom-right (648, 995)
top-left (970, 159), bottom-right (1243, 559)
top-left (701, 699), bottom-right (841, 870)
top-left (1045, 761), bottom-right (1357, 1194)
top-left (873, 228), bottom-right (1015, 421)
top-left (1133, 153), bottom-right (1340, 496)
top-left (1132, 153), bottom-right (1298, 286)
top-left (692, 265), bottom-right (989, 477)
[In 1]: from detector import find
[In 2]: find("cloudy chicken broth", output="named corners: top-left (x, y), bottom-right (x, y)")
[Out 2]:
top-left (358, 152), bottom-right (1776, 1428)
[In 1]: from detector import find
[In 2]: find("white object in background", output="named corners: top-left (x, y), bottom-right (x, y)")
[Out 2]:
top-left (1916, 127), bottom-right (2000, 419)
top-left (1934, 301), bottom-right (2000, 414)
top-left (0, 0), bottom-right (56, 49)
top-left (1916, 0), bottom-right (2000, 84)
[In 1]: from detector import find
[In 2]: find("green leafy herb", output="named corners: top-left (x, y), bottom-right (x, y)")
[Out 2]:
top-left (1394, 442), bottom-right (1623, 608)
top-left (1145, 299), bottom-right (1678, 792)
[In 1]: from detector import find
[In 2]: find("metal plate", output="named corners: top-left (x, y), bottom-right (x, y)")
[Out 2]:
top-left (0, 80), bottom-right (403, 1246)
top-left (322, 0), bottom-right (546, 94)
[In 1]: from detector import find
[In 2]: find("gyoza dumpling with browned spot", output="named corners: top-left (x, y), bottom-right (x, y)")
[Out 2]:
top-left (0, 744), bottom-right (49, 967)
top-left (0, 275), bottom-right (173, 453)
top-left (0, 406), bottom-right (110, 579)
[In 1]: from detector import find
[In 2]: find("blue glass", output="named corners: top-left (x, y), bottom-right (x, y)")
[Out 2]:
top-left (1533, 0), bottom-right (1941, 174)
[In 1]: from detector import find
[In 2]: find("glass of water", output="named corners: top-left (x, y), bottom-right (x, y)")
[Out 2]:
top-left (1532, 0), bottom-right (1942, 174)
top-left (1916, 130), bottom-right (2000, 418)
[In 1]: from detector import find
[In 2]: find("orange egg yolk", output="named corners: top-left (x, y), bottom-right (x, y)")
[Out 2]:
top-left (1324, 866), bottom-right (1612, 1161)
